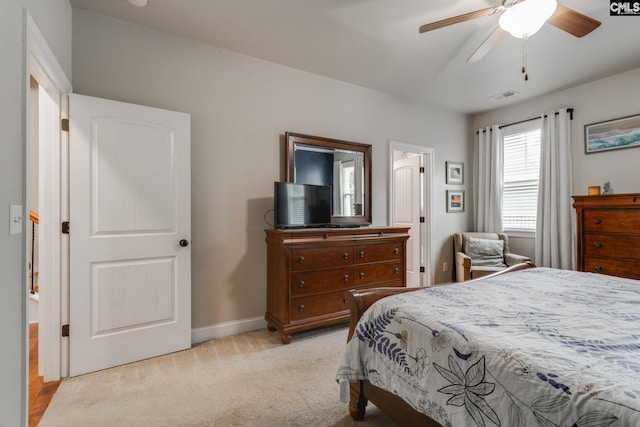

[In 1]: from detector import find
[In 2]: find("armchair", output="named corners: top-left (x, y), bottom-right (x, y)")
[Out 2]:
top-left (454, 232), bottom-right (531, 282)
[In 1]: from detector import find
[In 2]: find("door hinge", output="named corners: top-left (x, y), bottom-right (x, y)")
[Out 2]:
top-left (61, 221), bottom-right (70, 234)
top-left (420, 267), bottom-right (426, 273)
top-left (61, 324), bottom-right (70, 337)
top-left (420, 216), bottom-right (425, 223)
top-left (61, 118), bottom-right (69, 132)
top-left (419, 167), bottom-right (425, 173)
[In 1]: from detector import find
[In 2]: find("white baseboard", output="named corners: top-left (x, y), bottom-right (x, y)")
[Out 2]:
top-left (191, 316), bottom-right (267, 345)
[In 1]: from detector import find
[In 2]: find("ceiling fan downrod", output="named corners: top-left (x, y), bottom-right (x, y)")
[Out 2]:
top-left (522, 37), bottom-right (528, 81)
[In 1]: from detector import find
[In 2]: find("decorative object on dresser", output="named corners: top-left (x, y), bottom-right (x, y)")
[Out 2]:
top-left (265, 227), bottom-right (409, 344)
top-left (587, 185), bottom-right (601, 195)
top-left (573, 193), bottom-right (640, 279)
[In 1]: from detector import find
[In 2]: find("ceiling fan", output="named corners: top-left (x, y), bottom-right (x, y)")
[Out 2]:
top-left (419, 0), bottom-right (601, 63)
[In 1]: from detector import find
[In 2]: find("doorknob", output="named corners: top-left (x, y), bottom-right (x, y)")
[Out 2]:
top-left (179, 239), bottom-right (189, 247)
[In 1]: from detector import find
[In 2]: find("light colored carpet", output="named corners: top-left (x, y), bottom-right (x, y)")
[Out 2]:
top-left (39, 325), bottom-right (397, 426)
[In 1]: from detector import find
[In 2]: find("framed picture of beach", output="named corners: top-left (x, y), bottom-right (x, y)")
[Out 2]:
top-left (446, 190), bottom-right (464, 213)
top-left (585, 113), bottom-right (640, 154)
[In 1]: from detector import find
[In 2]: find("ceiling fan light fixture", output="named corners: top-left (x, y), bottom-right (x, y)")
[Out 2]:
top-left (499, 0), bottom-right (558, 38)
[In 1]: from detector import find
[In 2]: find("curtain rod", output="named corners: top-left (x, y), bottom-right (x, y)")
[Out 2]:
top-left (475, 108), bottom-right (574, 134)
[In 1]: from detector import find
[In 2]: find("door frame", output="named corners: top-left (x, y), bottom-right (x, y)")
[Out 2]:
top-left (25, 11), bottom-right (72, 381)
top-left (388, 140), bottom-right (434, 287)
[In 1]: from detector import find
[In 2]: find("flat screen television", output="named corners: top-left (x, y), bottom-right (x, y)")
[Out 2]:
top-left (274, 181), bottom-right (332, 228)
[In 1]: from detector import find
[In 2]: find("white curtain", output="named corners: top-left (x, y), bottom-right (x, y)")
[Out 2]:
top-left (474, 125), bottom-right (503, 232)
top-left (535, 108), bottom-right (575, 269)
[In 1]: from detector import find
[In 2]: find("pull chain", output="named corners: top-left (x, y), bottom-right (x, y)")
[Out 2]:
top-left (522, 36), bottom-right (529, 81)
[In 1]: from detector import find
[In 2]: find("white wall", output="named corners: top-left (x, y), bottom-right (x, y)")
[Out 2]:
top-left (72, 9), bottom-right (472, 333)
top-left (473, 67), bottom-right (640, 261)
top-left (0, 0), bottom-right (71, 425)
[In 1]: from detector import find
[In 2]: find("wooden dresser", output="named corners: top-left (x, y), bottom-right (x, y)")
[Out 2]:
top-left (573, 193), bottom-right (640, 280)
top-left (265, 226), bottom-right (409, 344)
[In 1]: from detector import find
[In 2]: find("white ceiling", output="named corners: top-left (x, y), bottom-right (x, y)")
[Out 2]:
top-left (69, 0), bottom-right (640, 114)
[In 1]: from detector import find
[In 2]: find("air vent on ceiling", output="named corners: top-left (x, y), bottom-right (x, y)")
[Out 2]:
top-left (489, 90), bottom-right (518, 101)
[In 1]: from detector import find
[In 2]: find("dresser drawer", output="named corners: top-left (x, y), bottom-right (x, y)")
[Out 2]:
top-left (290, 290), bottom-right (350, 321)
top-left (284, 231), bottom-right (354, 246)
top-left (584, 234), bottom-right (640, 260)
top-left (354, 261), bottom-right (403, 286)
top-left (291, 246), bottom-right (353, 271)
top-left (583, 257), bottom-right (640, 280)
top-left (583, 209), bottom-right (640, 233)
top-left (354, 242), bottom-right (404, 264)
top-left (291, 268), bottom-right (353, 296)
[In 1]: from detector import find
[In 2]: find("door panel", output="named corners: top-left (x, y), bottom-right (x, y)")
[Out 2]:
top-left (69, 94), bottom-right (191, 376)
top-left (91, 119), bottom-right (176, 235)
top-left (91, 258), bottom-right (174, 336)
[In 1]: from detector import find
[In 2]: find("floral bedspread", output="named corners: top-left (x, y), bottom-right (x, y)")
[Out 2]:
top-left (336, 267), bottom-right (640, 427)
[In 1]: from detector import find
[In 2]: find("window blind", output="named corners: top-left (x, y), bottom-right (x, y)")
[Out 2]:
top-left (502, 120), bottom-right (541, 230)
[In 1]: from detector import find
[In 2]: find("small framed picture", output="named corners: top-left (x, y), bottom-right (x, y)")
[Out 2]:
top-left (446, 161), bottom-right (464, 184)
top-left (446, 190), bottom-right (465, 213)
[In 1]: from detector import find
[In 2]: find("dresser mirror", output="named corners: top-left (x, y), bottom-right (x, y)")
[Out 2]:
top-left (285, 132), bottom-right (372, 225)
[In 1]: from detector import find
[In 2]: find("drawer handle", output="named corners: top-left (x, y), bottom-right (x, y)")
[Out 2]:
top-left (359, 251), bottom-right (365, 258)
top-left (394, 267), bottom-right (400, 274)
top-left (298, 256), bottom-right (305, 264)
top-left (593, 218), bottom-right (602, 225)
top-left (298, 280), bottom-right (305, 288)
top-left (343, 274), bottom-right (349, 281)
top-left (394, 248), bottom-right (399, 255)
top-left (593, 242), bottom-right (602, 249)
top-left (634, 196), bottom-right (637, 203)
top-left (298, 305), bottom-right (305, 312)
top-left (343, 298), bottom-right (347, 304)
top-left (343, 253), bottom-right (349, 260)
top-left (594, 265), bottom-right (602, 273)
top-left (323, 234), bottom-right (329, 240)
top-left (359, 272), bottom-right (365, 279)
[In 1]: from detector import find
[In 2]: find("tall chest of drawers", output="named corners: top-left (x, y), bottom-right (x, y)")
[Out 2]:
top-left (573, 193), bottom-right (640, 280)
top-left (265, 227), bottom-right (409, 344)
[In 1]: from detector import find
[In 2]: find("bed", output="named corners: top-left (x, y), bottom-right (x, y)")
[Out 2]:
top-left (336, 263), bottom-right (640, 426)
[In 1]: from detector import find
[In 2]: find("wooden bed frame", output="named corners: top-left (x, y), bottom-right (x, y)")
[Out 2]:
top-left (344, 262), bottom-right (536, 426)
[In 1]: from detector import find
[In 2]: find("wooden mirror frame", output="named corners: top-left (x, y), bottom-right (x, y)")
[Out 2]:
top-left (285, 132), bottom-right (372, 226)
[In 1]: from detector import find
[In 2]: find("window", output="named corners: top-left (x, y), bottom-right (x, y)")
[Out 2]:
top-left (340, 160), bottom-right (356, 216)
top-left (502, 120), bottom-right (541, 231)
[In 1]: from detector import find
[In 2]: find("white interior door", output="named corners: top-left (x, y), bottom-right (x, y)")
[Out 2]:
top-left (69, 94), bottom-right (191, 376)
top-left (393, 155), bottom-right (421, 287)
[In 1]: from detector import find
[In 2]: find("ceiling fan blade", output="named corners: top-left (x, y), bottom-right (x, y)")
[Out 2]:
top-left (467, 27), bottom-right (505, 63)
top-left (419, 6), bottom-right (501, 33)
top-left (546, 5), bottom-right (601, 38)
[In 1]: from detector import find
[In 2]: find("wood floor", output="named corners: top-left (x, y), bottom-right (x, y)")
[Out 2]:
top-left (29, 322), bottom-right (60, 426)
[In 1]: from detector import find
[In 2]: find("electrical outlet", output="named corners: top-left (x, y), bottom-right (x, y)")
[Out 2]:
top-left (9, 205), bottom-right (23, 235)
top-left (442, 261), bottom-right (448, 272)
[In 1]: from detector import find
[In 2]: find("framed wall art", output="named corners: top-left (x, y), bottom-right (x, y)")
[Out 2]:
top-left (446, 161), bottom-right (464, 184)
top-left (585, 113), bottom-right (640, 154)
top-left (446, 190), bottom-right (464, 213)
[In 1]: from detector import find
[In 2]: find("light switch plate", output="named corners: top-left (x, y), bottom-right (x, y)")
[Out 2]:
top-left (10, 205), bottom-right (23, 235)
